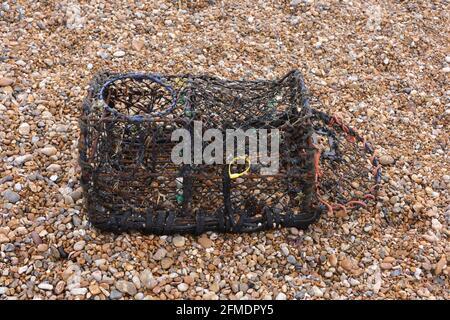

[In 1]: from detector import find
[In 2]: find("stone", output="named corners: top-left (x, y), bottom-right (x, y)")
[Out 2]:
top-left (115, 280), bottom-right (137, 295)
top-left (0, 234), bottom-right (9, 244)
top-left (290, 16), bottom-right (300, 26)
top-left (287, 255), bottom-right (297, 264)
top-left (0, 77), bottom-right (14, 87)
top-left (70, 287), bottom-right (88, 296)
top-left (340, 258), bottom-right (354, 272)
top-left (140, 269), bottom-right (156, 289)
top-left (40, 146), bottom-right (58, 156)
top-left (183, 276), bottom-right (194, 285)
top-left (435, 255), bottom-right (446, 275)
top-left (73, 240), bottom-right (86, 251)
top-left (54, 281), bottom-right (66, 295)
top-left (132, 38), bottom-right (145, 51)
top-left (209, 283), bottom-right (219, 293)
top-left (280, 244), bottom-right (289, 256)
top-left (113, 50), bottom-right (126, 58)
top-left (328, 254), bottom-right (338, 267)
top-left (379, 155), bottom-right (394, 165)
top-left (275, 292), bottom-right (287, 300)
top-left (153, 248), bottom-right (167, 261)
top-left (3, 243), bottom-right (15, 252)
top-left (89, 284), bottom-right (101, 295)
top-left (46, 164), bottom-right (62, 172)
top-left (18, 123), bottom-right (30, 135)
top-left (198, 237), bottom-right (213, 248)
top-left (65, 3), bottom-right (85, 29)
top-left (38, 283), bottom-right (54, 291)
top-left (312, 286), bottom-right (323, 297)
top-left (380, 262), bottom-right (393, 270)
top-left (177, 283), bottom-right (189, 292)
top-left (70, 188), bottom-right (83, 202)
top-left (3, 190), bottom-right (20, 203)
top-left (173, 236), bottom-right (186, 247)
top-left (442, 67), bottom-right (450, 73)
top-left (431, 219), bottom-right (442, 232)
top-left (37, 243), bottom-right (48, 252)
top-left (109, 289), bottom-right (122, 300)
top-left (0, 287), bottom-right (7, 295)
top-left (14, 154), bottom-right (33, 166)
top-left (0, 175), bottom-right (13, 184)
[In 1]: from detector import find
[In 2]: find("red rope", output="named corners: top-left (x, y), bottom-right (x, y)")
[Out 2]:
top-left (312, 113), bottom-right (381, 216)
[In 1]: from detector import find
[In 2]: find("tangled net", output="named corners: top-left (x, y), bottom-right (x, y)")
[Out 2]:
top-left (79, 70), bottom-right (381, 234)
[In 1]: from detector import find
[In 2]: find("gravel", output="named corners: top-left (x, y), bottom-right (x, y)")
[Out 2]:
top-left (0, 0), bottom-right (447, 301)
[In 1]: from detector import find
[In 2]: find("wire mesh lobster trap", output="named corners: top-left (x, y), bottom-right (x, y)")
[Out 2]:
top-left (79, 70), bottom-right (381, 234)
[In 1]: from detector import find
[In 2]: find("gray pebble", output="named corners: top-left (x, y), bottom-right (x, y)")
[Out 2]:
top-left (109, 289), bottom-right (122, 300)
top-left (287, 255), bottom-right (297, 264)
top-left (3, 190), bottom-right (20, 203)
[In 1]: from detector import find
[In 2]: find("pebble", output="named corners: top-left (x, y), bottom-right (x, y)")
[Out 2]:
top-left (340, 258), bottom-right (354, 272)
top-left (37, 243), bottom-right (48, 252)
top-left (70, 188), bottom-right (83, 202)
top-left (275, 292), bottom-right (287, 300)
top-left (0, 234), bottom-right (9, 243)
top-left (38, 283), bottom-right (54, 291)
top-left (328, 254), bottom-right (338, 267)
top-left (109, 290), bottom-right (123, 300)
top-left (3, 243), bottom-right (15, 252)
top-left (18, 123), bottom-right (30, 136)
top-left (40, 146), bottom-right (58, 156)
top-left (177, 283), bottom-right (189, 292)
top-left (70, 287), bottom-right (88, 296)
top-left (435, 256), bottom-right (446, 275)
top-left (152, 248), bottom-right (167, 261)
top-left (280, 244), bottom-right (289, 256)
top-left (209, 283), bottom-right (220, 293)
top-left (54, 281), bottom-right (65, 295)
top-left (14, 154), bottom-right (33, 166)
top-left (431, 219), bottom-right (442, 232)
top-left (89, 284), bottom-right (101, 295)
top-left (132, 38), bottom-right (145, 51)
top-left (312, 286), bottom-right (324, 297)
top-left (0, 77), bottom-right (14, 87)
top-left (113, 50), bottom-right (126, 58)
top-left (287, 255), bottom-right (297, 264)
top-left (379, 155), bottom-right (394, 166)
top-left (380, 263), bottom-right (393, 270)
top-left (73, 240), bottom-right (86, 251)
top-left (173, 236), bottom-right (185, 247)
top-left (442, 67), bottom-right (450, 73)
top-left (140, 269), bottom-right (156, 289)
top-left (198, 237), bottom-right (213, 248)
top-left (0, 287), bottom-right (7, 295)
top-left (161, 257), bottom-right (173, 269)
top-left (115, 280), bottom-right (137, 295)
top-left (0, 175), bottom-right (13, 185)
top-left (3, 190), bottom-right (20, 203)
top-left (46, 164), bottom-right (62, 172)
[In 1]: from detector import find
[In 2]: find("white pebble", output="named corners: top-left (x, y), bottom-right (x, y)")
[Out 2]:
top-left (275, 292), bottom-right (287, 300)
top-left (113, 50), bottom-right (126, 58)
top-left (38, 283), bottom-right (54, 291)
top-left (18, 123), bottom-right (30, 136)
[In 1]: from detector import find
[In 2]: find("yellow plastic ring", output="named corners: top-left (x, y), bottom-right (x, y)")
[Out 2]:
top-left (228, 155), bottom-right (251, 179)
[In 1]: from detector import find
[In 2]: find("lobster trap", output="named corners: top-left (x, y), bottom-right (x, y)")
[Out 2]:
top-left (79, 70), bottom-right (381, 234)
